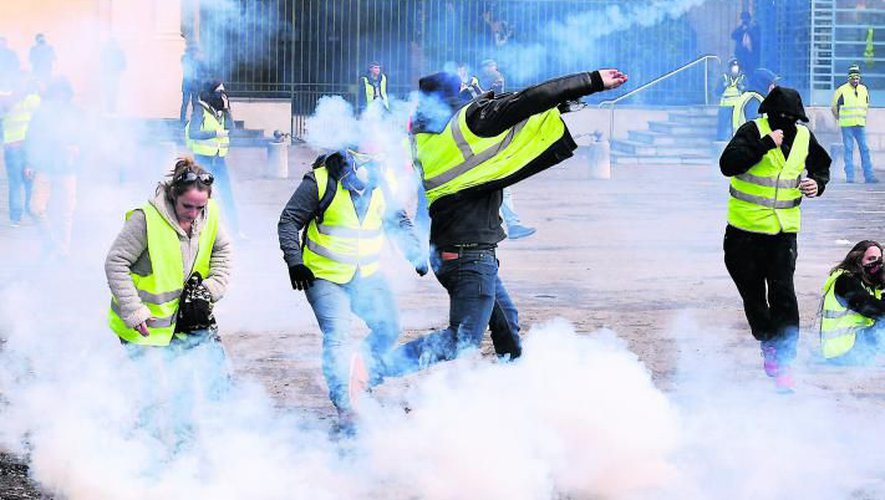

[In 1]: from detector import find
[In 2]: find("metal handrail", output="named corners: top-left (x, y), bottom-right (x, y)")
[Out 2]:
top-left (598, 54), bottom-right (721, 141)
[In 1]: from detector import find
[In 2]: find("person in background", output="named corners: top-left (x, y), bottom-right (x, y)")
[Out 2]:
top-left (28, 33), bottom-right (55, 83)
top-left (186, 79), bottom-right (242, 238)
top-left (359, 61), bottom-right (389, 112)
top-left (100, 38), bottom-right (126, 115)
top-left (457, 62), bottom-right (484, 100)
top-left (180, 44), bottom-right (203, 124)
top-left (731, 10), bottom-right (760, 75)
top-left (719, 86), bottom-right (831, 392)
top-left (832, 64), bottom-right (875, 184)
top-left (0, 37), bottom-right (20, 84)
top-left (25, 77), bottom-right (80, 256)
top-left (1, 74), bottom-right (40, 227)
top-left (819, 240), bottom-right (885, 365)
top-left (717, 58), bottom-right (747, 140)
top-left (477, 58), bottom-right (535, 239)
top-left (480, 58), bottom-right (505, 94)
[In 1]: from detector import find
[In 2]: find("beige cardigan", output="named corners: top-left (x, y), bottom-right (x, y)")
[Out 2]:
top-left (104, 192), bottom-right (233, 328)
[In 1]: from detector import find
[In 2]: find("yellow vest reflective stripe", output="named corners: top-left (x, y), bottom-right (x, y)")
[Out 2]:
top-left (362, 74), bottom-right (389, 109)
top-left (727, 117), bottom-right (809, 234)
top-left (731, 91), bottom-right (764, 134)
top-left (720, 75), bottom-right (745, 107)
top-left (2, 94), bottom-right (40, 144)
top-left (820, 269), bottom-right (881, 358)
top-left (186, 103), bottom-right (229, 157)
top-left (302, 167), bottom-right (386, 284)
top-left (835, 83), bottom-right (869, 127)
top-left (415, 105), bottom-right (565, 206)
top-left (108, 200), bottom-right (219, 346)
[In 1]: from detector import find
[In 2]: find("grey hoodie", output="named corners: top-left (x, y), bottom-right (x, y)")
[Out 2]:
top-left (105, 191), bottom-right (233, 328)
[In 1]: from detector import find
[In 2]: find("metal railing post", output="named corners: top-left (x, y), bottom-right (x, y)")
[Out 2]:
top-left (599, 54), bottom-right (721, 143)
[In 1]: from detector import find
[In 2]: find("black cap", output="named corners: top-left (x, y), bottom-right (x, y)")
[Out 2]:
top-left (758, 86), bottom-right (809, 122)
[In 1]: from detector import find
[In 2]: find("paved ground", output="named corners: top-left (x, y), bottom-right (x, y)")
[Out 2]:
top-left (1, 143), bottom-right (885, 497)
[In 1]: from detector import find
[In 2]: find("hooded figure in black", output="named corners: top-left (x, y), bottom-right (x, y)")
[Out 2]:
top-left (376, 67), bottom-right (627, 378)
top-left (719, 86), bottom-right (831, 392)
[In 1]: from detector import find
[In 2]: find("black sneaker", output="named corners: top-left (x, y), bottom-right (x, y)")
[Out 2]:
top-left (865, 177), bottom-right (880, 184)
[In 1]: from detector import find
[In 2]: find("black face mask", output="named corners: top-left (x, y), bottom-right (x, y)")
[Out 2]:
top-left (208, 91), bottom-right (225, 111)
top-left (863, 258), bottom-right (883, 280)
top-left (768, 113), bottom-right (797, 134)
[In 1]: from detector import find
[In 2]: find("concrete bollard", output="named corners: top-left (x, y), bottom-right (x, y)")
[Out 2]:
top-left (574, 131), bottom-right (611, 179)
top-left (266, 130), bottom-right (290, 179)
top-left (588, 140), bottom-right (612, 179)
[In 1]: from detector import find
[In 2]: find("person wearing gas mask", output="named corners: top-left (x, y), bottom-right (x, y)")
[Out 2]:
top-left (819, 240), bottom-right (885, 365)
top-left (277, 150), bottom-right (425, 434)
top-left (186, 79), bottom-right (241, 237)
top-left (720, 86), bottom-right (831, 392)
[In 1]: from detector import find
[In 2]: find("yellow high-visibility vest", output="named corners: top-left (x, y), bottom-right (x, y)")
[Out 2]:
top-left (727, 117), bottom-right (809, 234)
top-left (414, 104), bottom-right (566, 206)
top-left (361, 74), bottom-right (389, 110)
top-left (185, 103), bottom-right (230, 157)
top-left (833, 82), bottom-right (869, 127)
top-left (720, 74), bottom-right (745, 107)
top-left (820, 269), bottom-right (881, 359)
top-left (2, 93), bottom-right (40, 144)
top-left (302, 166), bottom-right (386, 284)
top-left (731, 91), bottom-right (764, 134)
top-left (108, 200), bottom-right (219, 346)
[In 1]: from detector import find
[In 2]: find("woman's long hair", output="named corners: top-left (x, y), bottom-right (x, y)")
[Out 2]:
top-left (830, 240), bottom-right (883, 284)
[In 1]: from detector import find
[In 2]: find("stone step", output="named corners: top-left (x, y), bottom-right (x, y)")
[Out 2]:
top-left (649, 120), bottom-right (716, 136)
top-left (668, 112), bottom-right (718, 126)
top-left (611, 139), bottom-right (712, 157)
top-left (628, 130), bottom-right (712, 146)
top-left (610, 152), bottom-right (713, 166)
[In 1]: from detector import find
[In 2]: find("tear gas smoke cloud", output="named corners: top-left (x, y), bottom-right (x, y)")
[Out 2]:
top-left (491, 0), bottom-right (709, 83)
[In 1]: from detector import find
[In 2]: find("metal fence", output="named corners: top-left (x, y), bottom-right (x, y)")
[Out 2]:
top-left (195, 0), bottom-right (750, 137)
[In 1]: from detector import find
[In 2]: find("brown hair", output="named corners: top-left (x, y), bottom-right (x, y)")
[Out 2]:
top-left (158, 157), bottom-right (213, 201)
top-left (831, 240), bottom-right (883, 283)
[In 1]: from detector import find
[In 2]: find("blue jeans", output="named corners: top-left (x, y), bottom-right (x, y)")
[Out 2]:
top-left (4, 145), bottom-right (33, 223)
top-left (195, 154), bottom-right (240, 233)
top-left (717, 105), bottom-right (734, 141)
top-left (123, 329), bottom-right (230, 451)
top-left (500, 187), bottom-right (521, 227)
top-left (842, 126), bottom-right (874, 181)
top-left (388, 248), bottom-right (521, 376)
top-left (305, 274), bottom-right (402, 411)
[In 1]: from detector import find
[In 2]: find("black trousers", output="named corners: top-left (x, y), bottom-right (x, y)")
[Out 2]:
top-left (723, 225), bottom-right (800, 357)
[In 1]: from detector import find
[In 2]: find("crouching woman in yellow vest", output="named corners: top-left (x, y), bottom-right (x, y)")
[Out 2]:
top-left (820, 240), bottom-right (885, 364)
top-left (105, 157), bottom-right (233, 379)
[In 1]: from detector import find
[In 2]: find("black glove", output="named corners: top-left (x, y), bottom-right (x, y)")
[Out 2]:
top-left (176, 273), bottom-right (215, 333)
top-left (288, 264), bottom-right (316, 291)
top-left (415, 262), bottom-right (429, 277)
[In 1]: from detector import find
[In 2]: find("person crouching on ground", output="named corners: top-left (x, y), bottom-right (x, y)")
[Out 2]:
top-left (820, 240), bottom-right (885, 364)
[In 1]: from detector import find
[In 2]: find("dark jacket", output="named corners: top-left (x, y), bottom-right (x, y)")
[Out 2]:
top-left (278, 170), bottom-right (421, 268)
top-left (416, 70), bottom-right (605, 249)
top-left (834, 272), bottom-right (885, 320)
top-left (720, 87), bottom-right (829, 197)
